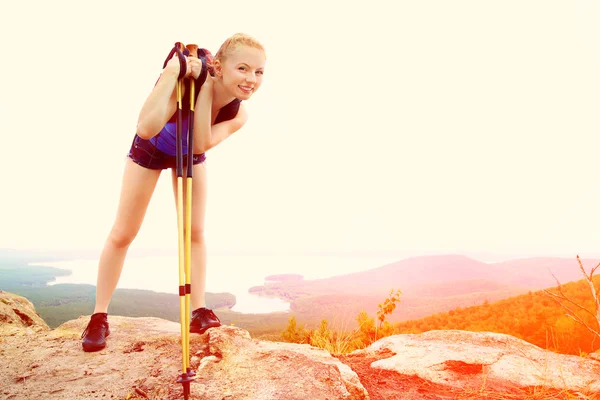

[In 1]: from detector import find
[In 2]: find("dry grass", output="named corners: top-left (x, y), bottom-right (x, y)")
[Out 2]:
top-left (453, 386), bottom-right (600, 399)
top-left (315, 326), bottom-right (600, 399)
top-left (449, 352), bottom-right (600, 400)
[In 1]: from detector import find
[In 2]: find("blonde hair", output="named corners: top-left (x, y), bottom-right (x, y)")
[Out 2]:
top-left (214, 33), bottom-right (265, 62)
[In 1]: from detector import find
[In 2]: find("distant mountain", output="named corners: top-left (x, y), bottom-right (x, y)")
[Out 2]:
top-left (253, 254), bottom-right (598, 298)
top-left (252, 254), bottom-right (599, 329)
top-left (326, 254), bottom-right (596, 290)
top-left (486, 257), bottom-right (596, 287)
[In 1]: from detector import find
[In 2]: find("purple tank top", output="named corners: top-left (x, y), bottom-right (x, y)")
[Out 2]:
top-left (149, 118), bottom-right (188, 156)
top-left (149, 99), bottom-right (242, 156)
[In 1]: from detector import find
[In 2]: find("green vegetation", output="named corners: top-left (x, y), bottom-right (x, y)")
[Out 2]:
top-left (216, 309), bottom-right (293, 339)
top-left (4, 253), bottom-right (599, 358)
top-left (6, 284), bottom-right (235, 328)
top-left (0, 262), bottom-right (235, 328)
top-left (279, 292), bottom-right (400, 355)
top-left (0, 257), bottom-right (311, 334)
top-left (0, 265), bottom-right (71, 287)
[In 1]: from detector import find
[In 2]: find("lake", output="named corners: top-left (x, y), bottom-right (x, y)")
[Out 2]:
top-left (30, 253), bottom-right (402, 314)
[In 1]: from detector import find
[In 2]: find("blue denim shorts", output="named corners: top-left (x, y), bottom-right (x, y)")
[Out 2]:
top-left (127, 134), bottom-right (206, 170)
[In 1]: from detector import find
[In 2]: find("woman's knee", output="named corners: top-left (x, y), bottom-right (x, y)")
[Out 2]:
top-left (190, 226), bottom-right (205, 244)
top-left (107, 225), bottom-right (138, 248)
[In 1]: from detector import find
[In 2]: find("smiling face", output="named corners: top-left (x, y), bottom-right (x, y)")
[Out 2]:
top-left (215, 45), bottom-right (266, 100)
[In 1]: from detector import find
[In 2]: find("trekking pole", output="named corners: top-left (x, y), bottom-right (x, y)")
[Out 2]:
top-left (170, 41), bottom-right (195, 400)
top-left (184, 43), bottom-right (199, 375)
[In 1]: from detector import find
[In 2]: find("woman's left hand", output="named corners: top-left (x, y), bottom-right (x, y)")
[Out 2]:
top-left (187, 56), bottom-right (204, 80)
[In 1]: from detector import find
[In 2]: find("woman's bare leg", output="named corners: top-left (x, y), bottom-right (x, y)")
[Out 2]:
top-left (171, 161), bottom-right (208, 310)
top-left (94, 159), bottom-right (162, 313)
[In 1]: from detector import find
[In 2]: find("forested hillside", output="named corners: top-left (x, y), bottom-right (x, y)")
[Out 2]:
top-left (394, 275), bottom-right (600, 355)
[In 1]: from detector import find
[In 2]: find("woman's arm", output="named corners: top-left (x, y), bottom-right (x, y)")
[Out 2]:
top-left (203, 106), bottom-right (248, 153)
top-left (136, 68), bottom-right (179, 140)
top-left (193, 86), bottom-right (248, 153)
top-left (192, 75), bottom-right (214, 151)
top-left (136, 55), bottom-right (203, 139)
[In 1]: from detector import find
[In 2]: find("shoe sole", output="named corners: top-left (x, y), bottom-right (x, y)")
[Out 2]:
top-left (82, 342), bottom-right (106, 352)
top-left (190, 323), bottom-right (221, 334)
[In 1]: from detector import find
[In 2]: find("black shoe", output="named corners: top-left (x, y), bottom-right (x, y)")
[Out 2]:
top-left (190, 307), bottom-right (221, 334)
top-left (81, 313), bottom-right (110, 352)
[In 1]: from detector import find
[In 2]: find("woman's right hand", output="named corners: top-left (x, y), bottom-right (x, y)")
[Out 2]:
top-left (164, 53), bottom-right (188, 78)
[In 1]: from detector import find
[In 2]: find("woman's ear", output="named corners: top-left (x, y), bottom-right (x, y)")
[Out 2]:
top-left (213, 59), bottom-right (223, 78)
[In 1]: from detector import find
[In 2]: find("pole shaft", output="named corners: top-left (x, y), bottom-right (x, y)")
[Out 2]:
top-left (177, 178), bottom-right (186, 373)
top-left (176, 78), bottom-right (188, 373)
top-left (185, 182), bottom-right (192, 365)
top-left (184, 76), bottom-right (195, 368)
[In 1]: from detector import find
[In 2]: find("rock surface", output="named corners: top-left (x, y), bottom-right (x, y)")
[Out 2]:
top-left (1, 313), bottom-right (367, 399)
top-left (0, 290), bottom-right (49, 334)
top-left (341, 330), bottom-right (600, 399)
top-left (2, 291), bottom-right (600, 399)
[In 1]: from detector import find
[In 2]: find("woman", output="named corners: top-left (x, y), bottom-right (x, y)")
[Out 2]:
top-left (81, 33), bottom-right (266, 352)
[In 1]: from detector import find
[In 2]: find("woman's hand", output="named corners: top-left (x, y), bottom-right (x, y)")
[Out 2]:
top-left (187, 56), bottom-right (203, 80)
top-left (164, 54), bottom-right (203, 79)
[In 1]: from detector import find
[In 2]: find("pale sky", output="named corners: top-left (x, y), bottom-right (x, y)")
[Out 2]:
top-left (1, 1), bottom-right (599, 259)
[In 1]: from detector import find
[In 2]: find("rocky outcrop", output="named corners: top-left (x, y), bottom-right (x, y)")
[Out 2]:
top-left (340, 330), bottom-right (600, 399)
top-left (1, 313), bottom-right (367, 399)
top-left (2, 291), bottom-right (600, 400)
top-left (0, 291), bottom-right (49, 334)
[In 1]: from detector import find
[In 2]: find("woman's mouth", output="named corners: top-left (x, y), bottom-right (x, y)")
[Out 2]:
top-left (238, 85), bottom-right (253, 94)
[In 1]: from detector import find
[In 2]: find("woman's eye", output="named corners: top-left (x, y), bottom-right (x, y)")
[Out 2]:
top-left (238, 67), bottom-right (246, 71)
top-left (257, 71), bottom-right (264, 75)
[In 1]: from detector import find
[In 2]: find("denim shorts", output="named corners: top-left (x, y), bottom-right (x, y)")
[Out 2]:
top-left (127, 134), bottom-right (206, 170)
